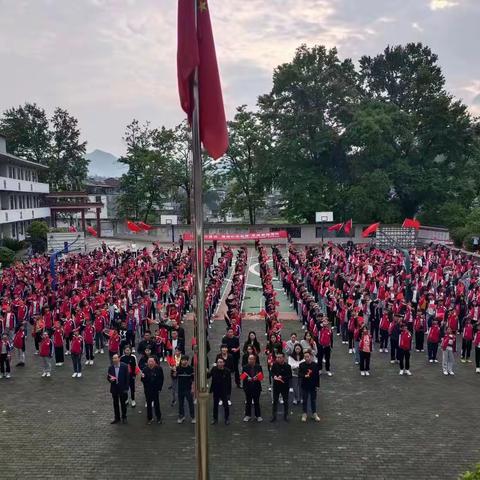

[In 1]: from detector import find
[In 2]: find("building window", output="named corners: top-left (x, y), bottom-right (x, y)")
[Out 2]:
top-left (11, 223), bottom-right (15, 237)
top-left (19, 222), bottom-right (24, 235)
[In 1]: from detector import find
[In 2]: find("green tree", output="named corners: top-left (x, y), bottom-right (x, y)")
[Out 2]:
top-left (258, 44), bottom-right (361, 222)
top-left (50, 108), bottom-right (88, 190)
top-left (0, 102), bottom-right (51, 164)
top-left (217, 106), bottom-right (272, 224)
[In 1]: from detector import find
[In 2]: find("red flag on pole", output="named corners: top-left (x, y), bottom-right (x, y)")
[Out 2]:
top-left (137, 221), bottom-right (154, 231)
top-left (402, 218), bottom-right (421, 230)
top-left (126, 221), bottom-right (142, 233)
top-left (361, 222), bottom-right (380, 238)
top-left (344, 219), bottom-right (353, 235)
top-left (86, 226), bottom-right (97, 237)
top-left (177, 0), bottom-right (229, 159)
top-left (328, 223), bottom-right (344, 232)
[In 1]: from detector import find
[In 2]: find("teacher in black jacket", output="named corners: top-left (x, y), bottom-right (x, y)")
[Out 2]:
top-left (107, 354), bottom-right (130, 424)
top-left (141, 357), bottom-right (164, 424)
top-left (208, 357), bottom-right (231, 425)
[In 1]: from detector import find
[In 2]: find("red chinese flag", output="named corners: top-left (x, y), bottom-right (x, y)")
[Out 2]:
top-left (328, 222), bottom-right (344, 232)
top-left (361, 222), bottom-right (380, 238)
top-left (402, 218), bottom-right (421, 230)
top-left (86, 226), bottom-right (97, 237)
top-left (137, 221), bottom-right (153, 231)
top-left (126, 220), bottom-right (142, 233)
top-left (344, 219), bottom-right (353, 234)
top-left (177, 0), bottom-right (228, 159)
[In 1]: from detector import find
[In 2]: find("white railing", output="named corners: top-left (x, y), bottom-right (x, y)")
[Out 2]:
top-left (0, 176), bottom-right (49, 194)
top-left (0, 207), bottom-right (50, 224)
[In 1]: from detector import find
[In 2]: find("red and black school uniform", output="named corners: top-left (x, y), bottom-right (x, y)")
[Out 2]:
top-left (108, 330), bottom-right (121, 360)
top-left (70, 335), bottom-right (83, 374)
top-left (0, 337), bottom-right (12, 376)
top-left (63, 318), bottom-right (74, 354)
top-left (318, 326), bottom-right (333, 372)
top-left (398, 329), bottom-right (412, 372)
top-left (474, 330), bottom-right (480, 370)
top-left (414, 315), bottom-right (426, 352)
top-left (379, 313), bottom-right (390, 351)
top-left (427, 324), bottom-right (440, 362)
top-left (13, 328), bottom-right (26, 366)
top-left (461, 322), bottom-right (474, 361)
top-left (359, 332), bottom-right (372, 373)
top-left (83, 324), bottom-right (95, 362)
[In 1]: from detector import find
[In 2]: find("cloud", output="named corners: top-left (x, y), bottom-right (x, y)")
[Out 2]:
top-left (412, 22), bottom-right (424, 32)
top-left (429, 0), bottom-right (459, 10)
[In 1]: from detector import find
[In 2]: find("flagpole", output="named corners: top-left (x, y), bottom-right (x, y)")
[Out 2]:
top-left (191, 1), bottom-right (209, 478)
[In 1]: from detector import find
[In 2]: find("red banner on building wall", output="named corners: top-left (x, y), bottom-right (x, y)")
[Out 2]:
top-left (183, 230), bottom-right (288, 242)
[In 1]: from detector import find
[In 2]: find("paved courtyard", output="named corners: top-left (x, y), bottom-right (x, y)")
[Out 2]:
top-left (1, 245), bottom-right (479, 479)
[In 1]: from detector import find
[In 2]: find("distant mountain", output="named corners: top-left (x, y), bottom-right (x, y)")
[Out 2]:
top-left (85, 149), bottom-right (127, 178)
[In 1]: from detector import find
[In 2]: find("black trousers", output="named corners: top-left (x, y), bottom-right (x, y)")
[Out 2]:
top-left (54, 346), bottom-right (64, 363)
top-left (272, 385), bottom-right (289, 419)
top-left (145, 390), bottom-right (161, 421)
top-left (462, 339), bottom-right (472, 359)
top-left (301, 387), bottom-right (317, 414)
top-left (370, 323), bottom-right (379, 343)
top-left (318, 346), bottom-right (331, 371)
top-left (415, 331), bottom-right (424, 351)
top-left (232, 357), bottom-right (240, 386)
top-left (380, 329), bottom-right (389, 349)
top-left (476, 347), bottom-right (480, 368)
top-left (390, 338), bottom-right (399, 361)
top-left (359, 351), bottom-right (371, 371)
top-left (178, 389), bottom-right (195, 418)
top-left (112, 392), bottom-right (128, 420)
top-left (129, 376), bottom-right (136, 400)
top-left (428, 342), bottom-right (439, 360)
top-left (126, 331), bottom-right (135, 349)
top-left (0, 353), bottom-right (10, 374)
top-left (85, 344), bottom-right (94, 360)
top-left (398, 349), bottom-right (410, 370)
top-left (213, 392), bottom-right (229, 420)
top-left (244, 388), bottom-right (261, 418)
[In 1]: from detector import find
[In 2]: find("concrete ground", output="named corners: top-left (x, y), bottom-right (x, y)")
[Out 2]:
top-left (0, 244), bottom-right (479, 479)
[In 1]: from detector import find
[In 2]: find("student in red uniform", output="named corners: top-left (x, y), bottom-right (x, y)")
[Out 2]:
top-left (0, 334), bottom-right (12, 378)
top-left (379, 313), bottom-right (390, 353)
top-left (414, 314), bottom-right (426, 352)
top-left (39, 332), bottom-right (53, 377)
top-left (359, 326), bottom-right (372, 376)
top-left (83, 319), bottom-right (95, 366)
top-left (108, 329), bottom-right (121, 361)
top-left (318, 320), bottom-right (333, 376)
top-left (427, 320), bottom-right (441, 363)
top-left (70, 330), bottom-right (84, 378)
top-left (474, 327), bottom-right (480, 374)
top-left (94, 311), bottom-right (106, 354)
top-left (13, 324), bottom-right (26, 367)
top-left (53, 324), bottom-right (65, 366)
top-left (398, 324), bottom-right (412, 376)
top-left (461, 318), bottom-right (474, 363)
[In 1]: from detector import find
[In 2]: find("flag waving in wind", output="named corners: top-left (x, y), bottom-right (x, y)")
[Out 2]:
top-left (328, 223), bottom-right (344, 232)
top-left (344, 219), bottom-right (353, 235)
top-left (177, 0), bottom-right (228, 159)
top-left (402, 218), bottom-right (421, 230)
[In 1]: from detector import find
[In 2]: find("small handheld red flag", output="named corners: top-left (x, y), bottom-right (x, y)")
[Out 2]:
top-left (361, 222), bottom-right (380, 238)
top-left (402, 218), bottom-right (421, 230)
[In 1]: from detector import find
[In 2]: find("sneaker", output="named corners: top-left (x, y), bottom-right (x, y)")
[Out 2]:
top-left (256, 417), bottom-right (263, 422)
top-left (46, 372), bottom-right (51, 377)
top-left (355, 361), bottom-right (359, 365)
top-left (0, 374), bottom-right (3, 379)
top-left (415, 349), bottom-right (420, 352)
top-left (405, 370), bottom-right (412, 376)
top-left (191, 418), bottom-right (196, 424)
top-left (348, 349), bottom-right (353, 354)
top-left (360, 371), bottom-right (365, 376)
top-left (301, 413), bottom-right (307, 422)
top-left (319, 370), bottom-right (323, 375)
top-left (365, 371), bottom-right (370, 376)
top-left (77, 373), bottom-right (82, 378)
top-left (461, 359), bottom-right (466, 363)
top-left (56, 363), bottom-right (61, 366)
top-left (85, 361), bottom-right (90, 366)
top-left (467, 360), bottom-right (472, 363)
top-left (72, 373), bottom-right (77, 378)
top-left (429, 359), bottom-right (433, 363)
top-left (448, 371), bottom-right (454, 376)
top-left (384, 349), bottom-right (388, 353)
top-left (65, 351), bottom-right (70, 356)
top-left (399, 370), bottom-right (404, 375)
top-left (293, 399), bottom-right (297, 405)
top-left (90, 360), bottom-right (94, 366)
top-left (312, 413), bottom-right (321, 422)
top-left (100, 349), bottom-right (104, 354)
top-left (390, 360), bottom-right (396, 364)
top-left (132, 348), bottom-right (136, 353)
top-left (131, 400), bottom-right (136, 407)
top-left (279, 398), bottom-right (284, 404)
top-left (476, 368), bottom-right (480, 373)
top-left (379, 348), bottom-right (383, 353)
top-left (268, 387), bottom-right (272, 392)
top-left (243, 416), bottom-right (251, 422)
top-left (34, 351), bottom-right (39, 355)
top-left (434, 359), bottom-right (439, 363)
top-left (327, 371), bottom-right (333, 377)
top-left (5, 373), bottom-right (10, 379)
top-left (94, 349), bottom-right (99, 354)
top-left (177, 417), bottom-right (185, 424)
top-left (443, 370), bottom-right (448, 375)
top-left (227, 400), bottom-right (232, 406)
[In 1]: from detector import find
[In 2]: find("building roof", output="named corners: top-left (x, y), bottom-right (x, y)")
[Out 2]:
top-left (0, 151), bottom-right (49, 170)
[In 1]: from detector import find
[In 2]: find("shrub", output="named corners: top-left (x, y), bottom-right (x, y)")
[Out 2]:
top-left (460, 464), bottom-right (480, 479)
top-left (0, 247), bottom-right (15, 267)
top-left (27, 220), bottom-right (49, 240)
top-left (1, 237), bottom-right (24, 251)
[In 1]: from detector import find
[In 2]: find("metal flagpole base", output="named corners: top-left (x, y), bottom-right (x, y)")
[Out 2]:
top-left (195, 390), bottom-right (209, 479)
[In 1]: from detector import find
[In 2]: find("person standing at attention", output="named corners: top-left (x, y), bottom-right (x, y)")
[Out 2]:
top-left (107, 354), bottom-right (130, 424)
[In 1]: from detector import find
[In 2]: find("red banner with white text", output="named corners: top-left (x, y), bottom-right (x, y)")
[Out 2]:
top-left (183, 230), bottom-right (288, 242)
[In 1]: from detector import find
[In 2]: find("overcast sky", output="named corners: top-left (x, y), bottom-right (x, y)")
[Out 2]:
top-left (0, 0), bottom-right (478, 157)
